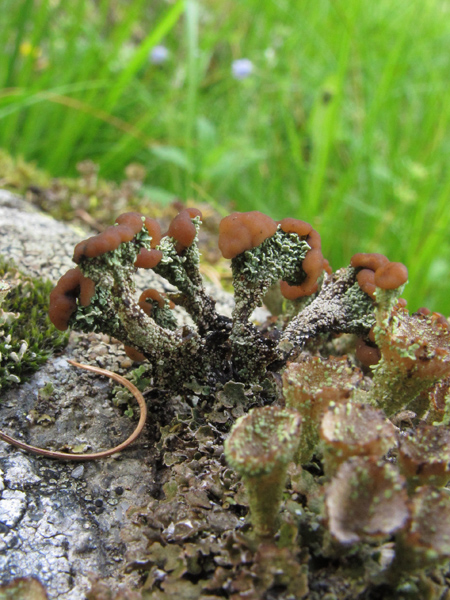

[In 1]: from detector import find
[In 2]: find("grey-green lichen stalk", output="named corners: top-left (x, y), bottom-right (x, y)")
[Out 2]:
top-left (79, 248), bottom-right (196, 373)
top-left (280, 267), bottom-right (375, 356)
top-left (49, 209), bottom-right (423, 394)
top-left (66, 216), bottom-right (209, 387)
top-left (229, 228), bottom-right (310, 378)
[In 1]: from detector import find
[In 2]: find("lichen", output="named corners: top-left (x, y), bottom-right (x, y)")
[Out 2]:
top-left (49, 211), bottom-right (386, 392)
top-left (224, 406), bottom-right (301, 538)
top-left (43, 208), bottom-right (450, 599)
top-left (370, 307), bottom-right (450, 416)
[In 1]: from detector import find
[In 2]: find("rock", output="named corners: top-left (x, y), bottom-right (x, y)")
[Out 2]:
top-left (0, 191), bottom-right (167, 598)
top-left (0, 191), bottom-right (244, 600)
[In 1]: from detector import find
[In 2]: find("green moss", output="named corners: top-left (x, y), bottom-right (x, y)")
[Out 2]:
top-left (0, 257), bottom-right (68, 393)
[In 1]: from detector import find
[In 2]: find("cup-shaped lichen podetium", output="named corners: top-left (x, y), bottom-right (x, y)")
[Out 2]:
top-left (224, 406), bottom-right (302, 539)
top-left (397, 424), bottom-right (450, 491)
top-left (393, 486), bottom-right (450, 573)
top-left (283, 355), bottom-right (363, 464)
top-left (320, 403), bottom-right (397, 477)
top-left (428, 375), bottom-right (450, 424)
top-left (325, 456), bottom-right (409, 545)
top-left (371, 308), bottom-right (450, 417)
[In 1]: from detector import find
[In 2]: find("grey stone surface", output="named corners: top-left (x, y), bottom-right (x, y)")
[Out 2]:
top-left (0, 358), bottom-right (158, 599)
top-left (0, 189), bottom-right (167, 292)
top-left (0, 190), bottom-right (234, 598)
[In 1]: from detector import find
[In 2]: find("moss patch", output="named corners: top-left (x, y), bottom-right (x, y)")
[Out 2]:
top-left (0, 257), bottom-right (68, 392)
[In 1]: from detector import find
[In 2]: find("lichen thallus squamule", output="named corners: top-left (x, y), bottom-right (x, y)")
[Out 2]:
top-left (1, 209), bottom-right (450, 559)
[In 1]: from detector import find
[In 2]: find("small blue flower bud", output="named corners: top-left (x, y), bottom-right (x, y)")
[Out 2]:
top-left (232, 58), bottom-right (253, 80)
top-left (150, 45), bottom-right (169, 65)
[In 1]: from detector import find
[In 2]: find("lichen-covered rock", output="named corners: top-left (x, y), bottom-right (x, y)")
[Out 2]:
top-left (3, 190), bottom-right (450, 600)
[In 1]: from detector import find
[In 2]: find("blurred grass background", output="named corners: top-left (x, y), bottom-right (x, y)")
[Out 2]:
top-left (1, 0), bottom-right (450, 312)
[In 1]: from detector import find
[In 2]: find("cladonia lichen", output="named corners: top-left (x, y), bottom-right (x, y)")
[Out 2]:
top-left (49, 210), bottom-right (384, 391)
top-left (42, 208), bottom-right (450, 599)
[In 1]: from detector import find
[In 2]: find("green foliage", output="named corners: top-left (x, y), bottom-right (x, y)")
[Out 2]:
top-left (0, 258), bottom-right (68, 392)
top-left (2, 0), bottom-right (450, 312)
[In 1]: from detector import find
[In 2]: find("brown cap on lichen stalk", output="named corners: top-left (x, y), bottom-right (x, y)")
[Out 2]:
top-left (351, 252), bottom-right (408, 304)
top-left (351, 252), bottom-right (389, 299)
top-left (134, 248), bottom-right (162, 269)
top-left (138, 288), bottom-right (174, 313)
top-left (123, 345), bottom-right (146, 362)
top-left (355, 335), bottom-right (381, 368)
top-left (374, 262), bottom-right (409, 290)
top-left (73, 211), bottom-right (158, 263)
top-left (218, 211), bottom-right (278, 259)
top-left (224, 406), bottom-right (301, 539)
top-left (351, 253), bottom-right (389, 272)
top-left (279, 219), bottom-right (328, 300)
top-left (355, 325), bottom-right (380, 369)
top-left (166, 207), bottom-right (202, 254)
top-left (48, 267), bottom-right (96, 330)
top-left (218, 212), bottom-right (326, 302)
top-left (138, 287), bottom-right (177, 332)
